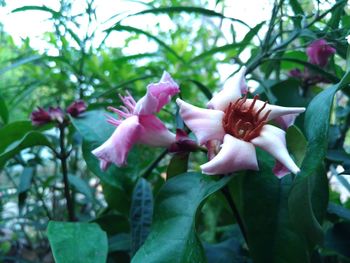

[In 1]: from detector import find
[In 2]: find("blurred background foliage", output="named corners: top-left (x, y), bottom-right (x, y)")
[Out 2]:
top-left (0, 0), bottom-right (350, 262)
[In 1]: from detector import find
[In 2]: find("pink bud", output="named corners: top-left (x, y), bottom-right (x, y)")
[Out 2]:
top-left (48, 107), bottom-right (65, 124)
top-left (306, 39), bottom-right (336, 67)
top-left (66, 100), bottom-right (87, 117)
top-left (30, 107), bottom-right (52, 126)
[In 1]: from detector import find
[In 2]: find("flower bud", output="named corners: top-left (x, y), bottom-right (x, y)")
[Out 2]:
top-left (306, 39), bottom-right (336, 67)
top-left (30, 107), bottom-right (52, 126)
top-left (66, 100), bottom-right (87, 117)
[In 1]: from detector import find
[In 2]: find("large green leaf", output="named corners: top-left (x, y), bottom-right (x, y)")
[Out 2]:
top-left (288, 71), bottom-right (350, 248)
top-left (0, 131), bottom-right (52, 168)
top-left (132, 173), bottom-right (230, 263)
top-left (47, 221), bottom-right (108, 263)
top-left (130, 178), bottom-right (153, 256)
top-left (230, 150), bottom-right (309, 263)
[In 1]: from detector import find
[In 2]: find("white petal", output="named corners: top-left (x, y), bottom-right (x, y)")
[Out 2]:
top-left (251, 124), bottom-right (300, 174)
top-left (201, 134), bottom-right (258, 175)
top-left (176, 98), bottom-right (225, 145)
top-left (207, 67), bottom-right (246, 111)
top-left (247, 99), bottom-right (305, 122)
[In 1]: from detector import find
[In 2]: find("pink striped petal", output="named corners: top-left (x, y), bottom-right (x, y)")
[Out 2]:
top-left (176, 98), bottom-right (225, 145)
top-left (201, 134), bottom-right (258, 175)
top-left (138, 115), bottom-right (176, 147)
top-left (134, 71), bottom-right (179, 115)
top-left (251, 124), bottom-right (300, 175)
top-left (247, 99), bottom-right (305, 122)
top-left (92, 115), bottom-right (141, 167)
top-left (207, 67), bottom-right (246, 111)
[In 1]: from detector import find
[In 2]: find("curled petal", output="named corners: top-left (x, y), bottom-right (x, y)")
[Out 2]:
top-left (201, 134), bottom-right (258, 175)
top-left (247, 99), bottom-right (305, 122)
top-left (138, 115), bottom-right (176, 147)
top-left (134, 71), bottom-right (180, 115)
top-left (92, 116), bottom-right (141, 167)
top-left (177, 98), bottom-right (225, 145)
top-left (207, 67), bottom-right (246, 111)
top-left (251, 124), bottom-right (300, 175)
top-left (306, 39), bottom-right (336, 67)
top-left (274, 114), bottom-right (299, 130)
top-left (273, 161), bottom-right (291, 178)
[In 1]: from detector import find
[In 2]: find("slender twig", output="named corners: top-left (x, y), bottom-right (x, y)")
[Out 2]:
top-left (58, 124), bottom-right (75, 221)
top-left (221, 185), bottom-right (248, 244)
top-left (142, 149), bottom-right (168, 179)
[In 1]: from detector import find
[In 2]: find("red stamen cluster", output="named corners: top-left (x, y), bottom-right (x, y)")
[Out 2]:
top-left (222, 95), bottom-right (271, 141)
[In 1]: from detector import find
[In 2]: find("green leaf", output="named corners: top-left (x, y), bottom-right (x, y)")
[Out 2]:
top-left (127, 6), bottom-right (249, 28)
top-left (0, 131), bottom-right (52, 168)
top-left (12, 5), bottom-right (60, 18)
top-left (191, 44), bottom-right (240, 62)
top-left (324, 222), bottom-right (350, 259)
top-left (107, 25), bottom-right (184, 62)
top-left (327, 203), bottom-right (350, 221)
top-left (166, 153), bottom-right (189, 179)
top-left (47, 221), bottom-right (108, 263)
top-left (132, 172), bottom-right (230, 263)
top-left (0, 121), bottom-right (33, 153)
top-left (230, 150), bottom-right (309, 263)
top-left (286, 126), bottom-right (307, 166)
top-left (0, 55), bottom-right (42, 75)
top-left (109, 233), bottom-right (131, 252)
top-left (288, 71), bottom-right (350, 248)
top-left (68, 174), bottom-right (93, 201)
top-left (0, 94), bottom-right (9, 124)
top-left (289, 0), bottom-right (304, 15)
top-left (130, 178), bottom-right (153, 256)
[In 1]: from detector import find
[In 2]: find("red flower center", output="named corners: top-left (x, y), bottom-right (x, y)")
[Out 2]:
top-left (222, 95), bottom-right (271, 141)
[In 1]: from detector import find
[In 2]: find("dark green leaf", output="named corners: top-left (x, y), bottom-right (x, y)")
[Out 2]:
top-left (0, 94), bottom-right (9, 124)
top-left (186, 79), bottom-right (213, 100)
top-left (68, 174), bottom-right (93, 201)
top-left (289, 0), bottom-right (304, 15)
top-left (286, 125), bottom-right (307, 166)
top-left (230, 150), bottom-right (309, 263)
top-left (109, 233), bottom-right (131, 252)
top-left (288, 71), bottom-right (350, 248)
top-left (132, 172), bottom-right (230, 263)
top-left (324, 222), bottom-right (350, 258)
top-left (327, 203), bottom-right (350, 221)
top-left (130, 178), bottom-right (153, 256)
top-left (191, 44), bottom-right (240, 62)
top-left (92, 212), bottom-right (129, 235)
top-left (166, 153), bottom-right (189, 179)
top-left (47, 221), bottom-right (108, 263)
top-left (12, 5), bottom-right (60, 18)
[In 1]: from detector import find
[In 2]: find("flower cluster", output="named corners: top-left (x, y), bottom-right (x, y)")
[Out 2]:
top-left (92, 72), bottom-right (180, 170)
top-left (93, 68), bottom-right (305, 178)
top-left (31, 100), bottom-right (87, 126)
top-left (289, 39), bottom-right (336, 87)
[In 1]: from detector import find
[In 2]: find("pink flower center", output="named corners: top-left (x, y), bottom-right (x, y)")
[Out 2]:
top-left (222, 95), bottom-right (271, 141)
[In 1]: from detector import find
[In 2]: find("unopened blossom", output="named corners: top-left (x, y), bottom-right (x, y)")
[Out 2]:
top-left (66, 100), bottom-right (87, 117)
top-left (306, 39), bottom-right (335, 67)
top-left (31, 107), bottom-right (52, 126)
top-left (168, 129), bottom-right (198, 153)
top-left (92, 72), bottom-right (179, 170)
top-left (48, 107), bottom-right (65, 124)
top-left (177, 67), bottom-right (305, 178)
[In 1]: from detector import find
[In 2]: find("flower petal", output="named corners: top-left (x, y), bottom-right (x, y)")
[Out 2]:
top-left (251, 124), bottom-right (300, 175)
top-left (92, 115), bottom-right (141, 167)
top-left (272, 161), bottom-right (291, 178)
top-left (176, 98), bottom-right (225, 145)
top-left (134, 71), bottom-right (179, 115)
top-left (138, 115), bottom-right (176, 147)
top-left (207, 67), bottom-right (246, 111)
top-left (201, 134), bottom-right (258, 175)
top-left (247, 99), bottom-right (305, 122)
top-left (274, 114), bottom-right (299, 130)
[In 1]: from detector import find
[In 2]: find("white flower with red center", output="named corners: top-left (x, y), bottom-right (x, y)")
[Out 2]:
top-left (92, 72), bottom-right (179, 170)
top-left (176, 67), bottom-right (305, 177)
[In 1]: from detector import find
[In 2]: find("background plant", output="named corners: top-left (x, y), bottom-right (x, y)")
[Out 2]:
top-left (0, 0), bottom-right (350, 262)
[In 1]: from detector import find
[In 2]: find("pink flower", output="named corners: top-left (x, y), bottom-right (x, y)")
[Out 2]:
top-left (176, 67), bottom-right (305, 178)
top-left (92, 72), bottom-right (179, 170)
top-left (31, 107), bottom-right (52, 126)
top-left (48, 107), bottom-right (65, 123)
top-left (306, 39), bottom-right (336, 67)
top-left (66, 100), bottom-right (87, 117)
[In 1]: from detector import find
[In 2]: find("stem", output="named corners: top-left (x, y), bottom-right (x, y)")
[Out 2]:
top-left (58, 124), bottom-right (75, 221)
top-left (221, 185), bottom-right (248, 244)
top-left (142, 149), bottom-right (168, 179)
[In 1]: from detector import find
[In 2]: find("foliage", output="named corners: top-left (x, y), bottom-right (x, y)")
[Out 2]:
top-left (1, 0), bottom-right (350, 262)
